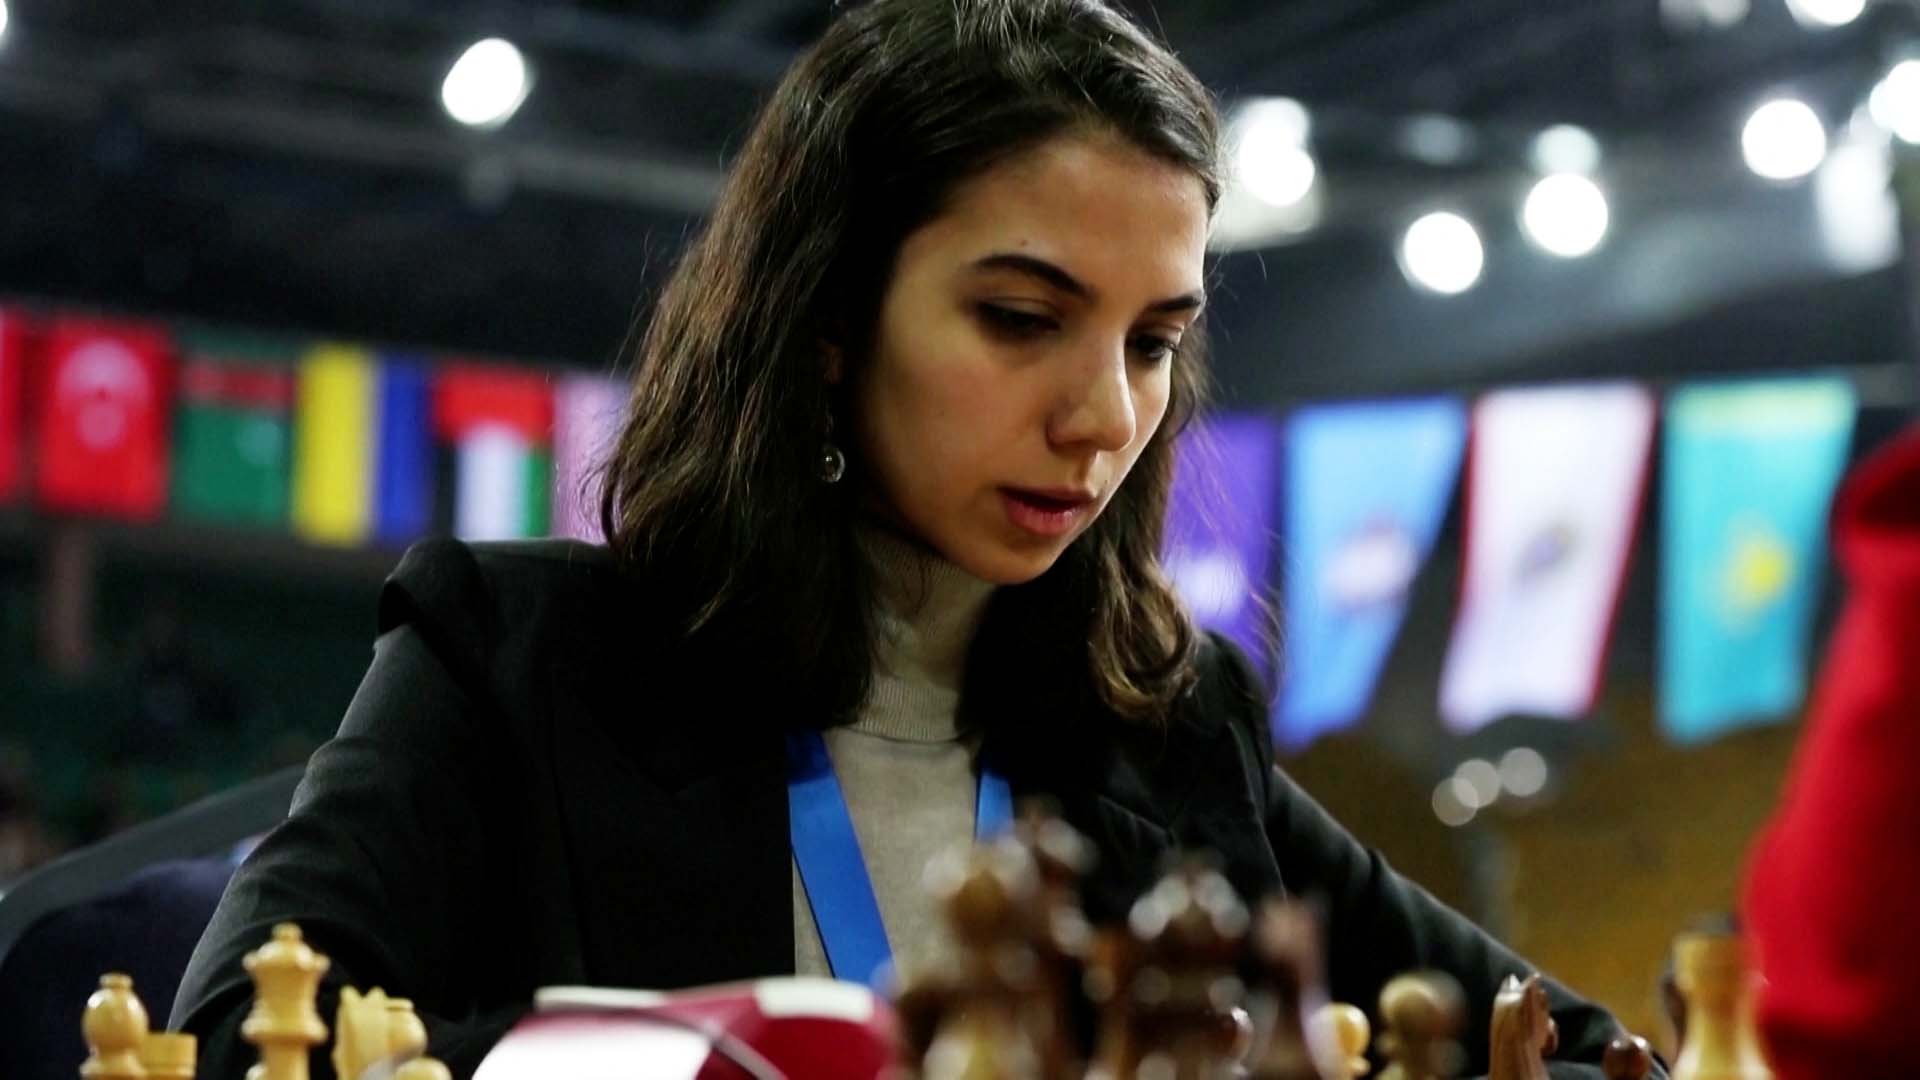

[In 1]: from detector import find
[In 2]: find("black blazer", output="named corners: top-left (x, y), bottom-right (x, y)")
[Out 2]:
top-left (172, 538), bottom-right (1660, 1079)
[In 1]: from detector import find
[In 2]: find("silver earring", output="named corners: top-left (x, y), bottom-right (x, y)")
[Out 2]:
top-left (819, 412), bottom-right (846, 484)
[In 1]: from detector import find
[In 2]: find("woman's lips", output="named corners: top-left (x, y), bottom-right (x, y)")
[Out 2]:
top-left (1000, 487), bottom-right (1095, 538)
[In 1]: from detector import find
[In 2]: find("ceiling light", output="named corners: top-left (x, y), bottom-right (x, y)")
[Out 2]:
top-left (1742, 98), bottom-right (1827, 181)
top-left (442, 38), bottom-right (531, 129)
top-left (1529, 124), bottom-right (1602, 175)
top-left (1869, 61), bottom-right (1920, 145)
top-left (1521, 173), bottom-right (1610, 257)
top-left (1236, 100), bottom-right (1313, 210)
top-left (1399, 211), bottom-right (1485, 295)
top-left (1784, 0), bottom-right (1867, 28)
top-left (1233, 98), bottom-right (1317, 208)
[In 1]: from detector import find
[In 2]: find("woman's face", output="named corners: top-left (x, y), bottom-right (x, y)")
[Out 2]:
top-left (850, 131), bottom-right (1210, 585)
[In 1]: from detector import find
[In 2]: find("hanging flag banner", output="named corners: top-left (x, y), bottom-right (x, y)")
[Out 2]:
top-left (372, 355), bottom-right (434, 545)
top-left (291, 344), bottom-right (377, 546)
top-left (552, 374), bottom-right (625, 542)
top-left (171, 332), bottom-right (296, 527)
top-left (1659, 377), bottom-right (1856, 744)
top-left (1439, 383), bottom-right (1656, 733)
top-left (1163, 414), bottom-right (1281, 678)
top-left (1274, 399), bottom-right (1466, 750)
top-left (290, 345), bottom-right (435, 547)
top-left (34, 317), bottom-right (175, 520)
top-left (0, 311), bottom-right (28, 504)
top-left (434, 363), bottom-right (554, 541)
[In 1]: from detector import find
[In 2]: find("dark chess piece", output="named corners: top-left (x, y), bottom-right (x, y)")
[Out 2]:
top-left (1246, 899), bottom-right (1336, 1080)
top-left (910, 842), bottom-right (1051, 1080)
top-left (1087, 858), bottom-right (1250, 1080)
top-left (1602, 1034), bottom-right (1655, 1080)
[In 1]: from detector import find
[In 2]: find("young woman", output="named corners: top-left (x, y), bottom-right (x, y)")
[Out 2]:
top-left (175, 1), bottom-right (1651, 1076)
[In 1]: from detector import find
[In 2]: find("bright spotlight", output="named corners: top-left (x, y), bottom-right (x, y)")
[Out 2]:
top-left (1742, 98), bottom-right (1827, 181)
top-left (1869, 61), bottom-right (1920, 145)
top-left (1233, 98), bottom-right (1317, 208)
top-left (1521, 173), bottom-right (1610, 258)
top-left (0, 1), bottom-right (10, 43)
top-left (1784, 0), bottom-right (1866, 28)
top-left (1399, 211), bottom-right (1484, 295)
top-left (442, 38), bottom-right (531, 129)
top-left (1530, 124), bottom-right (1602, 175)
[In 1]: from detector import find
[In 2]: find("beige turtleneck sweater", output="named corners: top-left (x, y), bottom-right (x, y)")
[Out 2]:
top-left (790, 528), bottom-right (996, 984)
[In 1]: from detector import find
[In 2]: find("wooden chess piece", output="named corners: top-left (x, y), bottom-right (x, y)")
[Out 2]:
top-left (81, 973), bottom-right (149, 1080)
top-left (242, 923), bottom-right (331, 1080)
top-left (1659, 971), bottom-right (1688, 1060)
top-left (1670, 932), bottom-right (1771, 1080)
top-left (1376, 972), bottom-right (1466, 1080)
top-left (1309, 1004), bottom-right (1371, 1080)
top-left (138, 1033), bottom-right (197, 1080)
top-left (391, 1060), bottom-right (453, 1080)
top-left (385, 999), bottom-right (429, 1060)
top-left (1603, 1034), bottom-right (1655, 1080)
top-left (1247, 899), bottom-right (1335, 1080)
top-left (335, 986), bottom-right (404, 1080)
top-left (916, 842), bottom-right (1049, 1080)
top-left (1088, 859), bottom-right (1250, 1079)
top-left (1009, 807), bottom-right (1096, 1075)
top-left (1488, 974), bottom-right (1557, 1080)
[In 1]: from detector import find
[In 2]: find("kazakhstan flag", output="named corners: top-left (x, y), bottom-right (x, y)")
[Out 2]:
top-left (1660, 377), bottom-right (1856, 744)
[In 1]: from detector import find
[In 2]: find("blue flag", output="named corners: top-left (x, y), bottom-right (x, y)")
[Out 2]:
top-left (1276, 399), bottom-right (1466, 750)
top-left (1164, 414), bottom-right (1281, 678)
top-left (373, 356), bottom-right (434, 544)
top-left (1660, 377), bottom-right (1856, 744)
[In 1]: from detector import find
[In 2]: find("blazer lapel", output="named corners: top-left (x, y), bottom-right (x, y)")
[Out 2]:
top-left (546, 647), bottom-right (794, 990)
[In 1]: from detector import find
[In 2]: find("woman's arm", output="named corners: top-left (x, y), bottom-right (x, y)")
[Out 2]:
top-left (170, 616), bottom-right (530, 1080)
top-left (1214, 640), bottom-right (1662, 1079)
top-left (1262, 763), bottom-right (1652, 1079)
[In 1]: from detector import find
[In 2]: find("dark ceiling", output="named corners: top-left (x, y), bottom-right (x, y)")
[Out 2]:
top-left (0, 0), bottom-right (1911, 400)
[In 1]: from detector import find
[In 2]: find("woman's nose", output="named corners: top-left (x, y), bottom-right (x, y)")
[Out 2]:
top-left (1049, 344), bottom-right (1137, 453)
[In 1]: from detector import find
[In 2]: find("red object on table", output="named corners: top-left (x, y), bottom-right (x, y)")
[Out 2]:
top-left (0, 311), bottom-right (28, 503)
top-left (475, 979), bottom-right (900, 1080)
top-left (1742, 424), bottom-right (1920, 1079)
top-left (32, 317), bottom-right (175, 519)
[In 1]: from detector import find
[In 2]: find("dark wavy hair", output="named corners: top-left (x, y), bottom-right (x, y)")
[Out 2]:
top-left (600, 0), bottom-right (1223, 727)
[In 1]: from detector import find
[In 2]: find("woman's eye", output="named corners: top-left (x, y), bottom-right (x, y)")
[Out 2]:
top-left (1130, 334), bottom-right (1181, 365)
top-left (978, 304), bottom-right (1057, 337)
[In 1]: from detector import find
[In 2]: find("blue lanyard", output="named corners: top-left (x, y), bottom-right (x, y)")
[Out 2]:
top-left (786, 729), bottom-right (1013, 988)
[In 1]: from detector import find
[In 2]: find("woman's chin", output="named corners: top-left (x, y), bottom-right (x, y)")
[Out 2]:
top-left (946, 536), bottom-right (1070, 587)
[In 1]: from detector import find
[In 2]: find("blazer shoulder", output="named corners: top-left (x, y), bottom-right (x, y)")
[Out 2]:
top-left (377, 537), bottom-right (628, 688)
top-left (1184, 630), bottom-right (1272, 744)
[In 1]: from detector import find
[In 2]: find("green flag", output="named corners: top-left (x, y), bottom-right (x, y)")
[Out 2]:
top-left (172, 333), bottom-right (297, 527)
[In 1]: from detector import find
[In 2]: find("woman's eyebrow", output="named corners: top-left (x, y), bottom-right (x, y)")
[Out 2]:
top-left (970, 252), bottom-right (1204, 314)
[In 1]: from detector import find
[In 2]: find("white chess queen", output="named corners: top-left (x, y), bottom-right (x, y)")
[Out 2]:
top-left (173, 1), bottom-right (1648, 1077)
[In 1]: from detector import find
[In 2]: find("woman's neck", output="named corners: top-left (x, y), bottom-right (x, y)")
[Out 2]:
top-left (852, 526), bottom-right (997, 742)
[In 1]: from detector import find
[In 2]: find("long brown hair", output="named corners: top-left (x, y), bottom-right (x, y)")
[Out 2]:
top-left (600, 0), bottom-right (1223, 726)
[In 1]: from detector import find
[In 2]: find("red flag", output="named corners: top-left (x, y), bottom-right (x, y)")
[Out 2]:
top-left (35, 317), bottom-right (175, 519)
top-left (0, 311), bottom-right (27, 503)
top-left (432, 362), bottom-right (552, 442)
